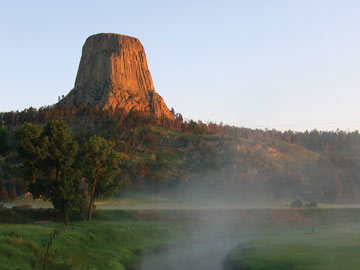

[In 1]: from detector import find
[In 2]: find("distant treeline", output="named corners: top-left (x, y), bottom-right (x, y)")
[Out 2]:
top-left (1, 104), bottom-right (359, 157)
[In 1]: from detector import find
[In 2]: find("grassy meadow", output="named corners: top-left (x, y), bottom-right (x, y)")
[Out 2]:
top-left (0, 209), bottom-right (188, 270)
top-left (224, 226), bottom-right (360, 270)
top-left (2, 206), bottom-right (360, 269)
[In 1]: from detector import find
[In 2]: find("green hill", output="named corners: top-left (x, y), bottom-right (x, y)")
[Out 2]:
top-left (1, 105), bottom-right (360, 204)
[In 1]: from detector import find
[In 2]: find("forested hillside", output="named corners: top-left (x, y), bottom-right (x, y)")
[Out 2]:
top-left (1, 104), bottom-right (360, 203)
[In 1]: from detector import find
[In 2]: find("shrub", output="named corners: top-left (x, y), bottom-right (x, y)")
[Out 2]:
top-left (305, 201), bottom-right (317, 207)
top-left (290, 199), bottom-right (303, 208)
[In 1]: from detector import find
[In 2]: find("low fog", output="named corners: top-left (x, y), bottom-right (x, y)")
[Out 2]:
top-left (142, 210), bottom-right (256, 270)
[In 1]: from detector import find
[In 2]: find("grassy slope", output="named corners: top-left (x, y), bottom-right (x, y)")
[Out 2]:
top-left (135, 127), bottom-right (320, 195)
top-left (0, 210), bottom-right (187, 270)
top-left (153, 127), bottom-right (319, 171)
top-left (224, 227), bottom-right (360, 270)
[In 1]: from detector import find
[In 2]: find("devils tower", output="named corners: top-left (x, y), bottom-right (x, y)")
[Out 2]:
top-left (61, 33), bottom-right (173, 119)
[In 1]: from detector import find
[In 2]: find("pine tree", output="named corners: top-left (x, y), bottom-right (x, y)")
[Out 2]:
top-left (79, 136), bottom-right (122, 221)
top-left (16, 120), bottom-right (80, 223)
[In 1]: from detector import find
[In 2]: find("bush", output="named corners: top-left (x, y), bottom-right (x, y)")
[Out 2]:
top-left (290, 199), bottom-right (303, 208)
top-left (305, 201), bottom-right (317, 207)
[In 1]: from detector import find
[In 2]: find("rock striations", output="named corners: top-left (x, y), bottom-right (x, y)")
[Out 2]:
top-left (61, 33), bottom-right (173, 119)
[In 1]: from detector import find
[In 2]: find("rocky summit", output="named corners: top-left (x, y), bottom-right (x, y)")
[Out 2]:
top-left (61, 33), bottom-right (173, 119)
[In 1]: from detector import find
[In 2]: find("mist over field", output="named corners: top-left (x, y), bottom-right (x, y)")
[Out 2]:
top-left (142, 210), bottom-right (254, 270)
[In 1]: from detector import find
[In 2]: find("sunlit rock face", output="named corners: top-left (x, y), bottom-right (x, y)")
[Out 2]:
top-left (61, 33), bottom-right (173, 119)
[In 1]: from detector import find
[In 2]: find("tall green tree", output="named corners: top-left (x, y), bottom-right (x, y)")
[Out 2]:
top-left (16, 120), bottom-right (80, 223)
top-left (79, 135), bottom-right (122, 221)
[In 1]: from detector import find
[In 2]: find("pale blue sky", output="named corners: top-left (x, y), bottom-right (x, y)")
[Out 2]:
top-left (1, 0), bottom-right (359, 131)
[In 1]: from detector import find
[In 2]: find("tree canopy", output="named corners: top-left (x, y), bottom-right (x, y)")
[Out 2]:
top-left (16, 120), bottom-right (80, 223)
top-left (79, 135), bottom-right (122, 220)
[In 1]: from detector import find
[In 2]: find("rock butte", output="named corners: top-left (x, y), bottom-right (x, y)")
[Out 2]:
top-left (61, 33), bottom-right (173, 119)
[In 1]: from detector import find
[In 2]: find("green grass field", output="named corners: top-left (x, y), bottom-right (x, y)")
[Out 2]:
top-left (0, 210), bottom-right (187, 270)
top-left (224, 226), bottom-right (360, 270)
top-left (3, 207), bottom-right (360, 270)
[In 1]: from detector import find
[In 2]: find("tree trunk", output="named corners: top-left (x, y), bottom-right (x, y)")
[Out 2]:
top-left (63, 211), bottom-right (69, 224)
top-left (56, 169), bottom-right (61, 181)
top-left (87, 168), bottom-right (100, 221)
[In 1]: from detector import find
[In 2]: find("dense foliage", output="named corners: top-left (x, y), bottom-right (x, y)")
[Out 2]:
top-left (16, 121), bottom-right (81, 223)
top-left (14, 121), bottom-right (124, 223)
